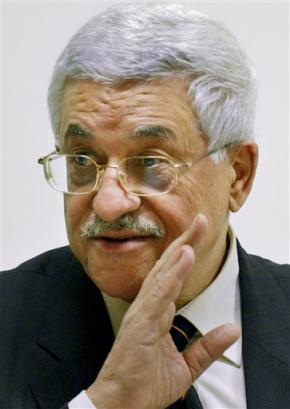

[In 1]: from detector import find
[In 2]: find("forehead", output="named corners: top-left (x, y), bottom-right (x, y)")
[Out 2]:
top-left (59, 77), bottom-right (205, 153)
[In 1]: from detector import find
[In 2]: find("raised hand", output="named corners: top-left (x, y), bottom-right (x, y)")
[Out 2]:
top-left (87, 213), bottom-right (240, 409)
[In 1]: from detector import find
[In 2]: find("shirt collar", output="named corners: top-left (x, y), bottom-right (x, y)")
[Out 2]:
top-left (178, 226), bottom-right (242, 367)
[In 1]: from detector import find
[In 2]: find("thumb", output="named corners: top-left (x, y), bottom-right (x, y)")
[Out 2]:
top-left (183, 323), bottom-right (241, 381)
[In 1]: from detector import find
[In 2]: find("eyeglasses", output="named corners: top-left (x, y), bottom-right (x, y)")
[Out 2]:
top-left (38, 147), bottom-right (227, 197)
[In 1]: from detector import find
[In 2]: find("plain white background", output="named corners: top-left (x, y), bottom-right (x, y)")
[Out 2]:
top-left (1, 1), bottom-right (289, 269)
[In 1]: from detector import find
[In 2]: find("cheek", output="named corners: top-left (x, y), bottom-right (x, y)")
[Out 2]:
top-left (187, 166), bottom-right (231, 246)
top-left (164, 165), bottom-right (231, 236)
top-left (64, 195), bottom-right (92, 241)
top-left (200, 166), bottom-right (231, 219)
top-left (151, 189), bottom-right (199, 245)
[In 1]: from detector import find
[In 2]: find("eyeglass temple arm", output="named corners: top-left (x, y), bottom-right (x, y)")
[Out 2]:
top-left (180, 142), bottom-right (236, 167)
top-left (38, 150), bottom-right (57, 165)
top-left (37, 143), bottom-right (235, 166)
top-left (207, 142), bottom-right (235, 156)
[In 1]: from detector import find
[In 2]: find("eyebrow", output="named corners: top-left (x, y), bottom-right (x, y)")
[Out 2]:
top-left (64, 123), bottom-right (94, 140)
top-left (129, 125), bottom-right (176, 140)
top-left (63, 123), bottom-right (176, 142)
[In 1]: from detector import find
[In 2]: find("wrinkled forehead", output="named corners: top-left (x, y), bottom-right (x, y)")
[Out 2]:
top-left (58, 77), bottom-right (205, 153)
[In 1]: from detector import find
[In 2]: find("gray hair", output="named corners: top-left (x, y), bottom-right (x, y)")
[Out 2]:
top-left (48, 2), bottom-right (257, 152)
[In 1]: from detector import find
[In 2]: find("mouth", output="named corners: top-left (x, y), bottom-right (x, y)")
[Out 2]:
top-left (90, 231), bottom-right (153, 252)
top-left (98, 236), bottom-right (145, 242)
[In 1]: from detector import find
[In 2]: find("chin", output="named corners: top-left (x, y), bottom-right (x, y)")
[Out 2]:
top-left (71, 239), bottom-right (160, 300)
top-left (85, 263), bottom-right (145, 300)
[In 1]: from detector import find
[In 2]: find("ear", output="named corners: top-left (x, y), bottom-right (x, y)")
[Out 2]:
top-left (229, 142), bottom-right (258, 212)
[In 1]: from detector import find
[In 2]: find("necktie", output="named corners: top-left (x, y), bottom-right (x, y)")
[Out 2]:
top-left (168, 315), bottom-right (203, 409)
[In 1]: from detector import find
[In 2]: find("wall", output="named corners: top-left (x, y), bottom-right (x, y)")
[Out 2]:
top-left (1, 1), bottom-right (289, 269)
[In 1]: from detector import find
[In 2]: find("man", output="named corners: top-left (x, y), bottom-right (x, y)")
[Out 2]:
top-left (1, 3), bottom-right (289, 409)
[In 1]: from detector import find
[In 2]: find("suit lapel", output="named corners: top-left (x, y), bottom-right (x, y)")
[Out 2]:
top-left (29, 254), bottom-right (114, 409)
top-left (238, 243), bottom-right (290, 409)
top-left (28, 244), bottom-right (290, 408)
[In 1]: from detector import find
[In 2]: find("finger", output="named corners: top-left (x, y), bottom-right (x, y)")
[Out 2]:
top-left (144, 213), bottom-right (208, 288)
top-left (183, 324), bottom-right (241, 382)
top-left (139, 245), bottom-right (188, 302)
top-left (126, 245), bottom-right (194, 347)
top-left (131, 214), bottom-right (207, 335)
top-left (143, 245), bottom-right (195, 319)
top-left (174, 212), bottom-right (208, 247)
top-left (124, 247), bottom-right (194, 346)
top-left (137, 214), bottom-right (207, 319)
top-left (157, 213), bottom-right (208, 272)
top-left (179, 213), bottom-right (208, 247)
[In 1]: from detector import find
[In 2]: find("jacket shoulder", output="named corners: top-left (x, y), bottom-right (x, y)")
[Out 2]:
top-left (237, 240), bottom-right (290, 274)
top-left (0, 246), bottom-right (83, 302)
top-left (0, 246), bottom-right (77, 279)
top-left (238, 242), bottom-right (290, 297)
top-left (247, 252), bottom-right (290, 277)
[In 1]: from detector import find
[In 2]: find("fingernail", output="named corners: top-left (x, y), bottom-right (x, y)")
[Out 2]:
top-left (195, 213), bottom-right (202, 221)
top-left (193, 213), bottom-right (206, 224)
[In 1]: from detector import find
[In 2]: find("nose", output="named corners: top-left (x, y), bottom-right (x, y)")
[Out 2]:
top-left (92, 167), bottom-right (142, 222)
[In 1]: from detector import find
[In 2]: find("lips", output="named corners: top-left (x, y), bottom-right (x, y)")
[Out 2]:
top-left (90, 231), bottom-right (152, 252)
top-left (97, 236), bottom-right (145, 242)
top-left (93, 230), bottom-right (149, 240)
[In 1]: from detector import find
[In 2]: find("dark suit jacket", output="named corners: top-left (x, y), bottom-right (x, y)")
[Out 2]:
top-left (0, 244), bottom-right (290, 409)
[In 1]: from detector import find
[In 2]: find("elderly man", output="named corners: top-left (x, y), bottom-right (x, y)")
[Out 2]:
top-left (1, 3), bottom-right (289, 409)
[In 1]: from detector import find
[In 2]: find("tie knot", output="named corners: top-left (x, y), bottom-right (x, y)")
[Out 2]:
top-left (170, 315), bottom-right (197, 352)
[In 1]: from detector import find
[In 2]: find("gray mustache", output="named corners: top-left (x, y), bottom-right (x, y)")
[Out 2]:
top-left (80, 214), bottom-right (166, 239)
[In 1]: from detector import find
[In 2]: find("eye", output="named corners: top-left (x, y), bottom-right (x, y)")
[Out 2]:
top-left (73, 155), bottom-right (92, 167)
top-left (141, 157), bottom-right (162, 167)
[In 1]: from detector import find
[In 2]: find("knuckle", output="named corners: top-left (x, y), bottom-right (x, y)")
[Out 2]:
top-left (151, 278), bottom-right (168, 299)
top-left (187, 338), bottom-right (219, 380)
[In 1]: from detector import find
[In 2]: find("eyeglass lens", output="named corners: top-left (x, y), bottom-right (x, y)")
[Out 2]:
top-left (123, 157), bottom-right (176, 195)
top-left (45, 155), bottom-right (177, 195)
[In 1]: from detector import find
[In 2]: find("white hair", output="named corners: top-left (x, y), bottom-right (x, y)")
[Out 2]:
top-left (48, 2), bottom-right (257, 153)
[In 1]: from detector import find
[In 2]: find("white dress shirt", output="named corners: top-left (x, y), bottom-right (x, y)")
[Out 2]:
top-left (69, 228), bottom-right (247, 409)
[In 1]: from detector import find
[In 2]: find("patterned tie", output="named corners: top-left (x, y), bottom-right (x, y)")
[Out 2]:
top-left (168, 315), bottom-right (204, 409)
